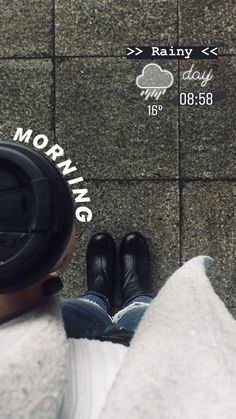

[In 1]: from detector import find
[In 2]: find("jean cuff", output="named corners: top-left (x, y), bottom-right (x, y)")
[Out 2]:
top-left (80, 291), bottom-right (111, 313)
top-left (123, 291), bottom-right (154, 307)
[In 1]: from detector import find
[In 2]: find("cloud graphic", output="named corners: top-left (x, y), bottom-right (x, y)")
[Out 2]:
top-left (136, 64), bottom-right (173, 89)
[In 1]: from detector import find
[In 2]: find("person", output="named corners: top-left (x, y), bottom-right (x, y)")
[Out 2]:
top-left (0, 141), bottom-right (154, 418)
top-left (60, 229), bottom-right (155, 418)
top-left (1, 141), bottom-right (236, 419)
top-left (61, 231), bottom-right (154, 344)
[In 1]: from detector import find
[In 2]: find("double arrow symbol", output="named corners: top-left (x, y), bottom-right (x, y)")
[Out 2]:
top-left (127, 47), bottom-right (143, 56)
top-left (201, 47), bottom-right (218, 56)
top-left (127, 46), bottom-right (218, 59)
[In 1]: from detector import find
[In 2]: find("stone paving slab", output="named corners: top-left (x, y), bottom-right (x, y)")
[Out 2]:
top-left (0, 0), bottom-right (52, 57)
top-left (0, 60), bottom-right (54, 141)
top-left (229, 307), bottom-right (236, 320)
top-left (55, 0), bottom-right (177, 56)
top-left (179, 0), bottom-right (236, 54)
top-left (61, 257), bottom-right (87, 299)
top-left (182, 181), bottom-right (236, 309)
top-left (179, 57), bottom-right (236, 178)
top-left (56, 58), bottom-right (178, 179)
top-left (60, 180), bottom-right (180, 305)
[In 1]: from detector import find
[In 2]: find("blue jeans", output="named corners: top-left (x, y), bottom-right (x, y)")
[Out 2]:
top-left (61, 292), bottom-right (153, 340)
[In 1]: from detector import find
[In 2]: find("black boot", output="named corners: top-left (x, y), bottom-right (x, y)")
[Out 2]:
top-left (86, 233), bottom-right (116, 302)
top-left (120, 232), bottom-right (152, 303)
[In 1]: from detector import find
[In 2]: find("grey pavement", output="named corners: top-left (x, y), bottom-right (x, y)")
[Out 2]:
top-left (56, 58), bottom-right (179, 178)
top-left (0, 1), bottom-right (235, 315)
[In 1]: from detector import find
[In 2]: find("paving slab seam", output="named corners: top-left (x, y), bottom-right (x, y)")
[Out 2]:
top-left (218, 54), bottom-right (236, 57)
top-left (177, 0), bottom-right (180, 46)
top-left (76, 178), bottom-right (236, 182)
top-left (56, 54), bottom-right (126, 59)
top-left (1, 54), bottom-right (234, 61)
top-left (181, 178), bottom-right (236, 183)
top-left (177, 0), bottom-right (183, 267)
top-left (52, 0), bottom-right (56, 145)
top-left (82, 179), bottom-right (180, 183)
top-left (178, 59), bottom-right (183, 267)
top-left (0, 54), bottom-right (234, 60)
top-left (0, 56), bottom-right (52, 60)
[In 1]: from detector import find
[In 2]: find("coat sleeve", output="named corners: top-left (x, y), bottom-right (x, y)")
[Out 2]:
top-left (0, 296), bottom-right (68, 419)
top-left (100, 255), bottom-right (236, 419)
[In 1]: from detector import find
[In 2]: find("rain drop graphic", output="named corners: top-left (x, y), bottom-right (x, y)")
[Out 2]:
top-left (136, 64), bottom-right (173, 101)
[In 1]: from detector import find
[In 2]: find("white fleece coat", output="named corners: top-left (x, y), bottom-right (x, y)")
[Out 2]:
top-left (0, 255), bottom-right (236, 419)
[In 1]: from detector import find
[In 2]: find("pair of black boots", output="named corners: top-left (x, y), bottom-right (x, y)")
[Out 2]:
top-left (86, 232), bottom-right (153, 307)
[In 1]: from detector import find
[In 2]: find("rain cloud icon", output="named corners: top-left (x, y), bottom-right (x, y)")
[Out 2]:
top-left (136, 63), bottom-right (174, 100)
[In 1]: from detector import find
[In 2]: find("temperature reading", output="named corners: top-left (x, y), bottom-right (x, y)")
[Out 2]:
top-left (148, 104), bottom-right (163, 116)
